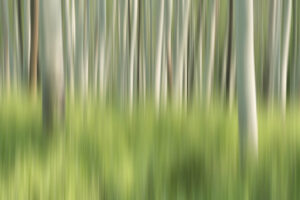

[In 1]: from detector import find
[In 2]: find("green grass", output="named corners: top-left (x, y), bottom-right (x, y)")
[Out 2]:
top-left (1, 92), bottom-right (300, 199)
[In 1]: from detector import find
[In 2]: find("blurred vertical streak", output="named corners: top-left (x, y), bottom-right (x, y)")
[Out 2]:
top-left (62, 0), bottom-right (74, 102)
top-left (174, 0), bottom-right (190, 108)
top-left (22, 0), bottom-right (31, 86)
top-left (281, 0), bottom-right (292, 115)
top-left (39, 0), bottom-right (65, 131)
top-left (75, 0), bottom-right (84, 100)
top-left (29, 0), bottom-right (39, 95)
top-left (187, 11), bottom-right (195, 104)
top-left (291, 0), bottom-right (298, 99)
top-left (17, 0), bottom-right (23, 82)
top-left (143, 0), bottom-right (148, 104)
top-left (1, 0), bottom-right (11, 92)
top-left (236, 0), bottom-right (258, 165)
top-left (98, 0), bottom-right (106, 101)
top-left (129, 0), bottom-right (138, 112)
top-left (226, 0), bottom-right (233, 103)
top-left (274, 0), bottom-right (282, 103)
top-left (137, 0), bottom-right (141, 101)
top-left (197, 0), bottom-right (205, 102)
top-left (205, 0), bottom-right (217, 106)
top-left (83, 0), bottom-right (89, 99)
top-left (154, 0), bottom-right (165, 110)
top-left (297, 0), bottom-right (300, 97)
top-left (166, 0), bottom-right (173, 99)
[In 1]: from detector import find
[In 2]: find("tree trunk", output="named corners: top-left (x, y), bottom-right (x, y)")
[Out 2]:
top-left (1, 0), bottom-right (11, 92)
top-left (128, 0), bottom-right (138, 111)
top-left (17, 0), bottom-right (23, 80)
top-left (226, 0), bottom-right (233, 101)
top-left (174, 0), bottom-right (190, 107)
top-left (205, 0), bottom-right (217, 106)
top-left (154, 0), bottom-right (165, 109)
top-left (39, 0), bottom-right (65, 131)
top-left (62, 0), bottom-right (74, 101)
top-left (236, 0), bottom-right (258, 165)
top-left (281, 0), bottom-right (292, 114)
top-left (29, 0), bottom-right (39, 95)
top-left (166, 0), bottom-right (173, 99)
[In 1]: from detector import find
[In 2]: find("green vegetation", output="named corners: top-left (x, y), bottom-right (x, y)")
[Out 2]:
top-left (1, 92), bottom-right (300, 200)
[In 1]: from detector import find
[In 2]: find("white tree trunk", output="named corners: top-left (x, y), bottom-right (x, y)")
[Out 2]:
top-left (1, 0), bottom-right (10, 91)
top-left (205, 0), bottom-right (217, 106)
top-left (128, 0), bottom-right (138, 111)
top-left (281, 0), bottom-right (292, 114)
top-left (99, 0), bottom-right (106, 100)
top-left (154, 0), bottom-right (165, 109)
top-left (174, 0), bottom-right (190, 106)
top-left (40, 0), bottom-right (65, 130)
top-left (236, 0), bottom-right (258, 162)
top-left (62, 0), bottom-right (74, 100)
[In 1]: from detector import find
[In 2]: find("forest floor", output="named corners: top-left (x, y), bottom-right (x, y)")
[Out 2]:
top-left (0, 91), bottom-right (300, 199)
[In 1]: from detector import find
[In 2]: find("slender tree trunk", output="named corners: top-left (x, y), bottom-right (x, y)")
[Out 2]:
top-left (23, 0), bottom-right (31, 85)
top-left (281, 0), bottom-right (292, 114)
top-left (17, 0), bottom-right (23, 79)
top-left (137, 0), bottom-right (141, 100)
top-left (99, 0), bottom-right (106, 100)
top-left (39, 0), bottom-right (65, 131)
top-left (274, 0), bottom-right (282, 102)
top-left (221, 25), bottom-right (228, 101)
top-left (236, 0), bottom-right (258, 165)
top-left (205, 0), bottom-right (217, 105)
top-left (128, 0), bottom-right (138, 111)
top-left (196, 0), bottom-right (205, 102)
top-left (226, 0), bottom-right (233, 101)
top-left (165, 0), bottom-right (173, 100)
top-left (228, 50), bottom-right (236, 112)
top-left (154, 0), bottom-right (165, 109)
top-left (187, 18), bottom-right (195, 103)
top-left (1, 0), bottom-right (11, 92)
top-left (82, 0), bottom-right (89, 99)
top-left (267, 0), bottom-right (277, 103)
top-left (62, 0), bottom-right (74, 101)
top-left (29, 0), bottom-right (39, 95)
top-left (174, 0), bottom-right (190, 107)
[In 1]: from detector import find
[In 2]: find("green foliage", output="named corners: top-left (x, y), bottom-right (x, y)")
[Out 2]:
top-left (0, 94), bottom-right (300, 199)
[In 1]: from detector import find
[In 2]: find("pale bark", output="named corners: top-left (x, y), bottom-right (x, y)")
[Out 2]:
top-left (221, 26), bottom-right (228, 101)
top-left (154, 0), bottom-right (165, 109)
top-left (74, 0), bottom-right (84, 99)
top-left (228, 50), bottom-right (236, 112)
top-left (99, 0), bottom-right (106, 100)
top-left (174, 0), bottom-right (190, 106)
top-left (17, 0), bottom-right (23, 79)
top-left (1, 0), bottom-right (11, 91)
top-left (281, 0), bottom-right (292, 114)
top-left (274, 0), bottom-right (282, 101)
top-left (137, 0), bottom-right (142, 100)
top-left (83, 0), bottom-right (89, 99)
top-left (62, 0), bottom-right (74, 100)
top-left (197, 0), bottom-right (205, 102)
top-left (267, 0), bottom-right (277, 102)
top-left (205, 0), bottom-right (217, 105)
top-left (236, 0), bottom-right (258, 162)
top-left (128, 0), bottom-right (138, 111)
top-left (39, 0), bottom-right (65, 130)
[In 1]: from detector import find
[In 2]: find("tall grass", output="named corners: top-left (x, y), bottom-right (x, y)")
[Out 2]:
top-left (0, 92), bottom-right (300, 199)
